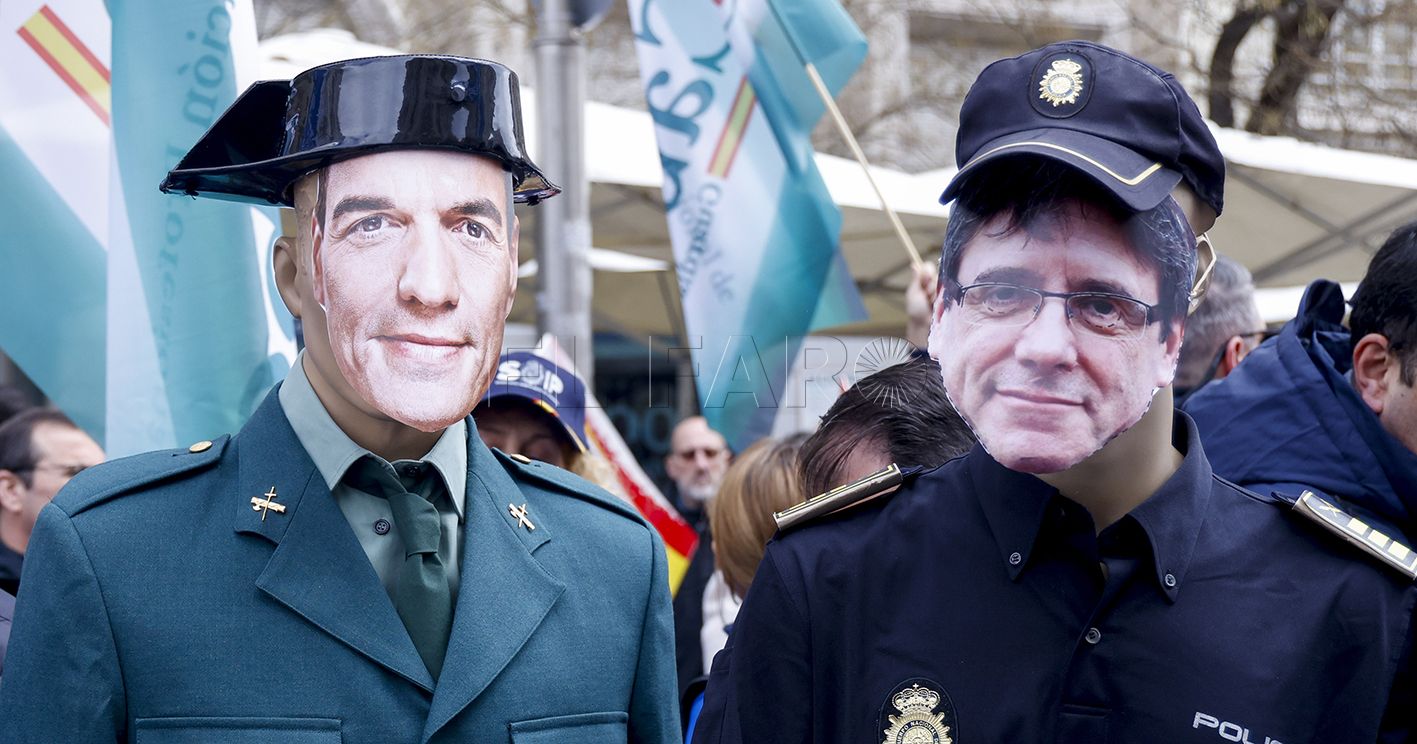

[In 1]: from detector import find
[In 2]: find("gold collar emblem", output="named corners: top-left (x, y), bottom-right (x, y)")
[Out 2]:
top-left (883, 683), bottom-right (952, 744)
top-left (1038, 58), bottom-right (1084, 107)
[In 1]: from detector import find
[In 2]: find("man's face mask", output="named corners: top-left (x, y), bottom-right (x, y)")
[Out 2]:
top-left (928, 196), bottom-right (1196, 474)
top-left (309, 150), bottom-right (517, 432)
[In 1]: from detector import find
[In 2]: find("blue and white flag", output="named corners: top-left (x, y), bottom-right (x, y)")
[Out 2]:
top-left (628, 0), bottom-right (867, 449)
top-left (0, 0), bottom-right (294, 454)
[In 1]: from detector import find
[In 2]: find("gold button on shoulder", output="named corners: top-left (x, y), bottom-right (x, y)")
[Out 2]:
top-left (508, 453), bottom-right (532, 465)
top-left (188, 440), bottom-right (213, 454)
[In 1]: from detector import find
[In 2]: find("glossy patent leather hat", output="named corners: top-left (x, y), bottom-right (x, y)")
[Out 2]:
top-left (160, 55), bottom-right (559, 207)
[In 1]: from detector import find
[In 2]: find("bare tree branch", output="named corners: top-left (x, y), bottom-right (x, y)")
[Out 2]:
top-left (1248, 0), bottom-right (1347, 134)
top-left (1209, 1), bottom-right (1270, 128)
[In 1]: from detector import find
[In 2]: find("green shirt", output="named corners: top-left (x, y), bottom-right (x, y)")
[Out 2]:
top-left (278, 353), bottom-right (467, 601)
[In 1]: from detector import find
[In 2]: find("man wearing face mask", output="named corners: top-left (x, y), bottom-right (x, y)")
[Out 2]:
top-left (693, 41), bottom-right (1417, 744)
top-left (0, 55), bottom-right (678, 743)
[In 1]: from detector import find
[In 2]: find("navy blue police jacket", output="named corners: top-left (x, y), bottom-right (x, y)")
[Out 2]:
top-left (693, 413), bottom-right (1417, 743)
top-left (1186, 279), bottom-right (1417, 537)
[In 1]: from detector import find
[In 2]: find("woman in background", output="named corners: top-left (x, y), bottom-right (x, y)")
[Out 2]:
top-left (473, 351), bottom-right (624, 497)
top-left (684, 434), bottom-right (806, 740)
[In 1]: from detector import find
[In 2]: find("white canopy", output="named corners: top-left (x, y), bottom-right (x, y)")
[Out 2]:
top-left (262, 30), bottom-right (1412, 338)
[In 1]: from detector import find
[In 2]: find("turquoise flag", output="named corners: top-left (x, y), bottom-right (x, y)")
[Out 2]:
top-left (729, 0), bottom-right (869, 174)
top-left (106, 0), bottom-right (292, 453)
top-left (0, 0), bottom-right (115, 439)
top-left (630, 0), bottom-right (867, 450)
top-left (0, 126), bottom-right (107, 437)
top-left (0, 0), bottom-right (292, 453)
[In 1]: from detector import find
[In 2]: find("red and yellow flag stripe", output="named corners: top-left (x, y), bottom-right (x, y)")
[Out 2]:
top-left (585, 423), bottom-right (699, 595)
top-left (708, 77), bottom-right (757, 179)
top-left (17, 5), bottom-right (111, 125)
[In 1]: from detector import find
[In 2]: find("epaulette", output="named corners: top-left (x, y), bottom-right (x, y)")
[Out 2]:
top-left (774, 464), bottom-right (908, 532)
top-left (55, 436), bottom-right (230, 515)
top-left (492, 449), bottom-right (645, 526)
top-left (1292, 490), bottom-right (1417, 581)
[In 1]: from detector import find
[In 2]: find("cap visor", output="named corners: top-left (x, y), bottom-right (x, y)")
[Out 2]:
top-left (159, 80), bottom-right (293, 204)
top-left (939, 128), bottom-right (1182, 213)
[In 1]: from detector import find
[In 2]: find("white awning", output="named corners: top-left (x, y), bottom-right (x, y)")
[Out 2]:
top-left (261, 31), bottom-right (1409, 338)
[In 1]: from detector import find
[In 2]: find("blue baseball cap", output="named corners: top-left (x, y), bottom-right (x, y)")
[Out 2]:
top-left (480, 352), bottom-right (588, 453)
top-left (940, 41), bottom-right (1224, 221)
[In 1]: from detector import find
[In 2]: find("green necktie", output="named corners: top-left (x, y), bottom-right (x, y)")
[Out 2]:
top-left (345, 456), bottom-right (453, 680)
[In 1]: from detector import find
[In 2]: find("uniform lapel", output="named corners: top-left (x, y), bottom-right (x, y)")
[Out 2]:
top-left (421, 429), bottom-right (565, 742)
top-left (234, 389), bottom-right (435, 692)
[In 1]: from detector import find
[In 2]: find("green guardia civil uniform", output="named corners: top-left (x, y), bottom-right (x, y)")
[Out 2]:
top-left (0, 377), bottom-right (678, 743)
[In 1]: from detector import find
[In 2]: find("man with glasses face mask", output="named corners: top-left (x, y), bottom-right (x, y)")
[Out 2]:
top-left (0, 408), bottom-right (104, 597)
top-left (693, 41), bottom-right (1417, 743)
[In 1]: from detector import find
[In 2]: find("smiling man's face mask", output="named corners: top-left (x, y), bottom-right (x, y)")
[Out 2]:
top-left (929, 177), bottom-right (1197, 474)
top-left (306, 150), bottom-right (520, 433)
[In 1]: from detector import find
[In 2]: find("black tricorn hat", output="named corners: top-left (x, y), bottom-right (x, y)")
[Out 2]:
top-left (160, 54), bottom-right (559, 207)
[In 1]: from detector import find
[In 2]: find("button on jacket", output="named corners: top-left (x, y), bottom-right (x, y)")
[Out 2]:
top-left (694, 414), bottom-right (1417, 743)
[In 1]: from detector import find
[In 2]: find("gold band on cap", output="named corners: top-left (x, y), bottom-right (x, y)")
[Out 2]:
top-left (960, 141), bottom-right (1163, 187)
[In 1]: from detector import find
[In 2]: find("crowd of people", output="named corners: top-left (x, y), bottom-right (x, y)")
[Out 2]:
top-left (0, 38), bottom-right (1414, 744)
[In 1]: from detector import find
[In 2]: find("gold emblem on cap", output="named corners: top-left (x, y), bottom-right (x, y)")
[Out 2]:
top-left (882, 683), bottom-right (951, 744)
top-left (1038, 58), bottom-right (1084, 107)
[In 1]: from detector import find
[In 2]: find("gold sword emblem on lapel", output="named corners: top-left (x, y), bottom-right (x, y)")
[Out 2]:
top-left (251, 486), bottom-right (286, 521)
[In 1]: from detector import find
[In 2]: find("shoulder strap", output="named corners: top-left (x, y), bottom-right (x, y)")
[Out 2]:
top-left (1292, 490), bottom-right (1417, 581)
top-left (774, 464), bottom-right (907, 532)
top-left (492, 449), bottom-right (646, 525)
top-left (59, 436), bottom-right (230, 515)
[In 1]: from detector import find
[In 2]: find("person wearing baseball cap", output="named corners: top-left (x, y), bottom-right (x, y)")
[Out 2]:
top-left (474, 351), bottom-right (633, 499)
top-left (0, 55), bottom-right (678, 742)
top-left (693, 41), bottom-right (1417, 743)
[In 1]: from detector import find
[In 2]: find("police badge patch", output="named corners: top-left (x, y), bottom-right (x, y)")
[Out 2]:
top-left (879, 678), bottom-right (957, 744)
top-left (1028, 52), bottom-right (1094, 119)
top-left (1038, 59), bottom-right (1084, 107)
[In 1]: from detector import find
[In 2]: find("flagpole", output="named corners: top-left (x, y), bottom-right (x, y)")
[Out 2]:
top-left (801, 62), bottom-right (924, 272)
top-left (760, 1), bottom-right (925, 272)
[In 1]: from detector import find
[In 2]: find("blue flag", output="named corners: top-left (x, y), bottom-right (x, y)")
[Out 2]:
top-left (629, 0), bottom-right (868, 449)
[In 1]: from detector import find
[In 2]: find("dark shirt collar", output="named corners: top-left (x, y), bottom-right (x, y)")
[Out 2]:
top-left (970, 412), bottom-right (1214, 603)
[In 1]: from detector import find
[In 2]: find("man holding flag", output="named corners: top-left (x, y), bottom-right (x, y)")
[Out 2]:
top-left (0, 54), bottom-right (678, 743)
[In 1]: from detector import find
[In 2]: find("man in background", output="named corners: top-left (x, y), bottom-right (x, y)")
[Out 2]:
top-left (667, 415), bottom-right (733, 696)
top-left (1173, 254), bottom-right (1265, 403)
top-left (665, 416), bottom-right (731, 526)
top-left (1186, 222), bottom-right (1417, 537)
top-left (0, 408), bottom-right (104, 596)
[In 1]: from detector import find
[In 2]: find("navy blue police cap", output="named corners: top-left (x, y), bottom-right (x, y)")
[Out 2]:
top-left (160, 55), bottom-right (559, 207)
top-left (940, 41), bottom-right (1224, 220)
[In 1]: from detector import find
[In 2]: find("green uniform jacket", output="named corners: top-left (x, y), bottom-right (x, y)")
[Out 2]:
top-left (0, 388), bottom-right (678, 743)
